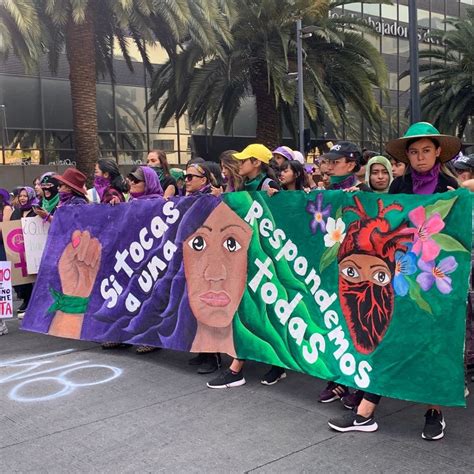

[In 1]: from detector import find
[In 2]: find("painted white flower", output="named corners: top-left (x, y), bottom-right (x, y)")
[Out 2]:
top-left (323, 217), bottom-right (346, 247)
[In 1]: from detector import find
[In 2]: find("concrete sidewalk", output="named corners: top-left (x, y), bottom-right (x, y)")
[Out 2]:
top-left (1, 318), bottom-right (473, 473)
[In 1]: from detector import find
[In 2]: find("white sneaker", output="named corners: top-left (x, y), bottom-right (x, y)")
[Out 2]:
top-left (0, 320), bottom-right (8, 336)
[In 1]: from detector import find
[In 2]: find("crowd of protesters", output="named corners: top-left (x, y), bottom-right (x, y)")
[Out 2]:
top-left (0, 122), bottom-right (473, 442)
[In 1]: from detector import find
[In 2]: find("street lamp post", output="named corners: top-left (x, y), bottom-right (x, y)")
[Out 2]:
top-left (408, 0), bottom-right (421, 123)
top-left (296, 19), bottom-right (305, 155)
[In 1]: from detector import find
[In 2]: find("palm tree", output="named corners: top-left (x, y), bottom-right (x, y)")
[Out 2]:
top-left (2, 0), bottom-right (232, 178)
top-left (148, 0), bottom-right (389, 148)
top-left (419, 6), bottom-right (474, 139)
top-left (0, 0), bottom-right (42, 72)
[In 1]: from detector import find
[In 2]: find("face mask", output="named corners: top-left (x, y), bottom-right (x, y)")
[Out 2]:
top-left (94, 176), bottom-right (111, 200)
top-left (155, 168), bottom-right (164, 181)
top-left (59, 191), bottom-right (74, 203)
top-left (130, 190), bottom-right (145, 199)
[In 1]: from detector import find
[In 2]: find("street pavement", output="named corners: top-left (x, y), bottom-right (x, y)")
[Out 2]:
top-left (1, 317), bottom-right (473, 473)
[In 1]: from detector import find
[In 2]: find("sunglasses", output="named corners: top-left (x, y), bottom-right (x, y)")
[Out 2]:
top-left (184, 173), bottom-right (204, 182)
top-left (128, 176), bottom-right (143, 184)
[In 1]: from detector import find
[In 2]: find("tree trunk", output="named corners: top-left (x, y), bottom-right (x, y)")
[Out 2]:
top-left (65, 4), bottom-right (98, 182)
top-left (251, 66), bottom-right (281, 149)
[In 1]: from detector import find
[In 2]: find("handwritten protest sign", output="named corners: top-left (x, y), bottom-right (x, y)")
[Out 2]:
top-left (0, 220), bottom-right (36, 285)
top-left (22, 191), bottom-right (472, 406)
top-left (0, 261), bottom-right (13, 318)
top-left (22, 216), bottom-right (51, 274)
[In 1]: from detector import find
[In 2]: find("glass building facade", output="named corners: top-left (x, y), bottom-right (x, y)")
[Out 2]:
top-left (0, 0), bottom-right (473, 168)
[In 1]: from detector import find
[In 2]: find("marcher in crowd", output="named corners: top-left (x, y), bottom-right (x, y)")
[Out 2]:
top-left (93, 158), bottom-right (128, 204)
top-left (324, 142), bottom-right (371, 193)
top-left (390, 155), bottom-right (407, 178)
top-left (365, 155), bottom-right (393, 193)
top-left (147, 149), bottom-right (178, 198)
top-left (55, 168), bottom-right (89, 207)
top-left (8, 187), bottom-right (38, 319)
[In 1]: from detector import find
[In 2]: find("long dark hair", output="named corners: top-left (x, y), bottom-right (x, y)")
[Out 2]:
top-left (204, 161), bottom-right (224, 188)
top-left (97, 158), bottom-right (128, 193)
top-left (150, 149), bottom-right (170, 176)
top-left (280, 160), bottom-right (306, 190)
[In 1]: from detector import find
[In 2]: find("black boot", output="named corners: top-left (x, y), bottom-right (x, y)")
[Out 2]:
top-left (188, 353), bottom-right (207, 366)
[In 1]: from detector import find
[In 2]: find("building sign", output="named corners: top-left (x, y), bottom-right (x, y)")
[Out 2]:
top-left (330, 11), bottom-right (443, 46)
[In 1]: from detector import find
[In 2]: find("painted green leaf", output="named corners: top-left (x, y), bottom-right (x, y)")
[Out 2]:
top-left (335, 206), bottom-right (342, 221)
top-left (432, 233), bottom-right (469, 253)
top-left (425, 196), bottom-right (457, 220)
top-left (319, 243), bottom-right (339, 274)
top-left (408, 278), bottom-right (433, 316)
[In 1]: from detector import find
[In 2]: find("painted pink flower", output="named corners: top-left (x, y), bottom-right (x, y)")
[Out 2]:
top-left (400, 206), bottom-right (444, 262)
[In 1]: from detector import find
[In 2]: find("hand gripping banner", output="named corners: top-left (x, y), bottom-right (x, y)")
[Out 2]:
top-left (22, 190), bottom-right (472, 406)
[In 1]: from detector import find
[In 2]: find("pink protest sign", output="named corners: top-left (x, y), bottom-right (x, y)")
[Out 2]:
top-left (0, 220), bottom-right (36, 285)
top-left (0, 261), bottom-right (13, 318)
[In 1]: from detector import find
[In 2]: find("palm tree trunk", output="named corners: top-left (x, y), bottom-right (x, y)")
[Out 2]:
top-left (65, 5), bottom-right (98, 181)
top-left (251, 67), bottom-right (281, 148)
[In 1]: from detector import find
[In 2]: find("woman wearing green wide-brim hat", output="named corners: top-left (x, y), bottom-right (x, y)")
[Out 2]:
top-left (327, 122), bottom-right (463, 441)
top-left (385, 122), bottom-right (461, 195)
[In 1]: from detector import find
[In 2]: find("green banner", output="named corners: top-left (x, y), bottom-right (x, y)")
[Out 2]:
top-left (223, 189), bottom-right (471, 407)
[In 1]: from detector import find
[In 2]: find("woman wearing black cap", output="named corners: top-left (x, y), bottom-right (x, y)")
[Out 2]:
top-left (323, 142), bottom-right (371, 192)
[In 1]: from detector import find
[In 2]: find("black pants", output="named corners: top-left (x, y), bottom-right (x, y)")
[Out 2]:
top-left (14, 283), bottom-right (33, 304)
top-left (362, 392), bottom-right (382, 405)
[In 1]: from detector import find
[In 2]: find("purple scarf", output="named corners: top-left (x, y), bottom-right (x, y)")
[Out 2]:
top-left (58, 192), bottom-right (87, 206)
top-left (94, 176), bottom-right (111, 201)
top-left (330, 174), bottom-right (357, 190)
top-left (19, 187), bottom-right (39, 211)
top-left (411, 163), bottom-right (440, 195)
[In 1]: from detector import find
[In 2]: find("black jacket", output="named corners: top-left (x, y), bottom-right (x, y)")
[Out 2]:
top-left (389, 172), bottom-right (458, 194)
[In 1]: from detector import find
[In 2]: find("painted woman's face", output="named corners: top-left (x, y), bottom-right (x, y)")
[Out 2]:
top-left (338, 253), bottom-right (394, 354)
top-left (183, 203), bottom-right (252, 329)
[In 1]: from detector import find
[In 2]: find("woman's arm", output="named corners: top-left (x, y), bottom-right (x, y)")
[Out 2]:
top-left (3, 205), bottom-right (13, 221)
top-left (163, 185), bottom-right (176, 199)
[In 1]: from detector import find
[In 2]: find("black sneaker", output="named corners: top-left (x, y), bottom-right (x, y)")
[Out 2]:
top-left (197, 353), bottom-right (221, 374)
top-left (422, 409), bottom-right (446, 440)
top-left (188, 353), bottom-right (207, 366)
top-left (319, 381), bottom-right (348, 403)
top-left (328, 412), bottom-right (378, 432)
top-left (207, 368), bottom-right (246, 389)
top-left (261, 366), bottom-right (286, 385)
top-left (341, 390), bottom-right (364, 410)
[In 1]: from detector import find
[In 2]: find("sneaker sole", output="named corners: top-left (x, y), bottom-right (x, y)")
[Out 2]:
top-left (319, 394), bottom-right (342, 403)
top-left (342, 402), bottom-right (357, 410)
top-left (422, 420), bottom-right (446, 440)
top-left (328, 420), bottom-right (378, 432)
top-left (261, 372), bottom-right (287, 386)
top-left (206, 378), bottom-right (246, 389)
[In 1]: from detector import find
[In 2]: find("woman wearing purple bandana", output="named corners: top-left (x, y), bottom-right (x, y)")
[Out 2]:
top-left (93, 159), bottom-right (128, 204)
top-left (387, 122), bottom-right (460, 195)
top-left (328, 122), bottom-right (462, 441)
top-left (127, 166), bottom-right (163, 200)
top-left (7, 187), bottom-right (38, 319)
